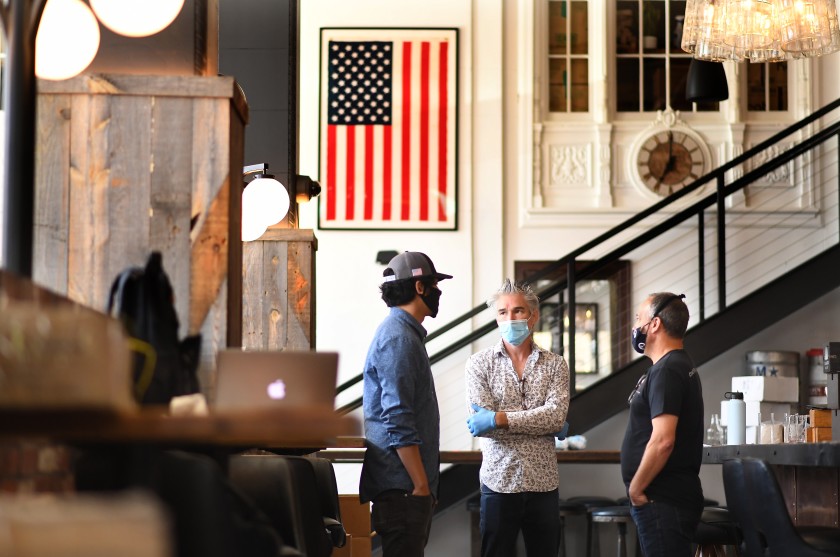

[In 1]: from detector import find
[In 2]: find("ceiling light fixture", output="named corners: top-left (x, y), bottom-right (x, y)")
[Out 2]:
top-left (35, 0), bottom-right (100, 80)
top-left (681, 0), bottom-right (840, 62)
top-left (89, 0), bottom-right (185, 38)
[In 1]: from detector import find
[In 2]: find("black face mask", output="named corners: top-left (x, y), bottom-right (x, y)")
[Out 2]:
top-left (421, 287), bottom-right (442, 318)
top-left (631, 321), bottom-right (651, 354)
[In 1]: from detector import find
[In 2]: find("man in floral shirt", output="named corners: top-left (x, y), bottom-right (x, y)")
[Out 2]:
top-left (466, 279), bottom-right (570, 557)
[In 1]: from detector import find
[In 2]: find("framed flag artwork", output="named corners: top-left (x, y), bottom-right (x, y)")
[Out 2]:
top-left (318, 28), bottom-right (458, 230)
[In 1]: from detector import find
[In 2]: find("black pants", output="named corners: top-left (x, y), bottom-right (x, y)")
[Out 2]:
top-left (480, 484), bottom-right (560, 557)
top-left (371, 490), bottom-right (435, 557)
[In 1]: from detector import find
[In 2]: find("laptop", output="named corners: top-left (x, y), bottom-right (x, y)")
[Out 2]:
top-left (214, 350), bottom-right (339, 412)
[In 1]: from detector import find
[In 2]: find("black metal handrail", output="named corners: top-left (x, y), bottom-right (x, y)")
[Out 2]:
top-left (336, 98), bottom-right (840, 414)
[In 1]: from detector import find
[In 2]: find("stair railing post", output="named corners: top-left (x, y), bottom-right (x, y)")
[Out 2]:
top-left (698, 208), bottom-right (705, 322)
top-left (717, 174), bottom-right (727, 312)
top-left (567, 258), bottom-right (576, 394)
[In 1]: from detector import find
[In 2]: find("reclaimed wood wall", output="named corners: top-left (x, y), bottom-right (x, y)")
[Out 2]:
top-left (33, 74), bottom-right (247, 391)
top-left (242, 229), bottom-right (316, 351)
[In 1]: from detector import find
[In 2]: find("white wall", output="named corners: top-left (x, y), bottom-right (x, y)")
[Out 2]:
top-left (298, 0), bottom-right (508, 390)
top-left (298, 3), bottom-right (840, 553)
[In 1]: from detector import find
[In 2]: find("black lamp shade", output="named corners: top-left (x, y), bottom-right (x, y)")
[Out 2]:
top-left (686, 59), bottom-right (729, 103)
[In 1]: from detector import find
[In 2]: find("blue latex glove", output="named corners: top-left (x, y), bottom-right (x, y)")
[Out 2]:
top-left (467, 403), bottom-right (496, 436)
top-left (553, 421), bottom-right (570, 440)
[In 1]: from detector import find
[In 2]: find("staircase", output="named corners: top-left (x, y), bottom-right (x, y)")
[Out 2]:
top-left (334, 97), bottom-right (840, 516)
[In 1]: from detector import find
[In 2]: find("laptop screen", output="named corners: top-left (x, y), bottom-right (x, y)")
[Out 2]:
top-left (214, 350), bottom-right (339, 412)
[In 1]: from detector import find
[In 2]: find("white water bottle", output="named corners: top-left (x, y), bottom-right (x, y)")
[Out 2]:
top-left (724, 391), bottom-right (746, 445)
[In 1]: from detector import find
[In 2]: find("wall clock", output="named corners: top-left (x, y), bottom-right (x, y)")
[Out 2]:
top-left (628, 110), bottom-right (712, 200)
top-left (635, 129), bottom-right (706, 197)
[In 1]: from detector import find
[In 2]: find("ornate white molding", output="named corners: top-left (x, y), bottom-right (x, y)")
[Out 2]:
top-left (549, 144), bottom-right (589, 186)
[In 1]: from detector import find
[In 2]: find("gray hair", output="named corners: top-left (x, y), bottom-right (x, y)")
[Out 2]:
top-left (486, 279), bottom-right (540, 313)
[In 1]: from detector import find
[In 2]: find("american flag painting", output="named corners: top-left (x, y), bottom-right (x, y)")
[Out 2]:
top-left (318, 28), bottom-right (458, 230)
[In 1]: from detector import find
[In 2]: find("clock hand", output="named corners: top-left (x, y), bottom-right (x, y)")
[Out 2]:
top-left (659, 132), bottom-right (675, 180)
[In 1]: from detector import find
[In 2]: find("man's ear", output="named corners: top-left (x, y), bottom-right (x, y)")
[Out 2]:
top-left (415, 280), bottom-right (425, 295)
top-left (649, 315), bottom-right (663, 333)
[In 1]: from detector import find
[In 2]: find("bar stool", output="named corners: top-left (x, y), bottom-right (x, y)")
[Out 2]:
top-left (590, 506), bottom-right (641, 557)
top-left (566, 496), bottom-right (618, 557)
top-left (693, 506), bottom-right (741, 557)
top-left (557, 499), bottom-right (588, 557)
top-left (466, 494), bottom-right (481, 557)
top-left (742, 458), bottom-right (840, 557)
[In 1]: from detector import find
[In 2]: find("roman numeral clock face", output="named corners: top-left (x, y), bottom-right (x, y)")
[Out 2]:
top-left (636, 130), bottom-right (705, 196)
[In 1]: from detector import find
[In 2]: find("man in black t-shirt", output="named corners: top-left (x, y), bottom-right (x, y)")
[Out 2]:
top-left (620, 292), bottom-right (704, 557)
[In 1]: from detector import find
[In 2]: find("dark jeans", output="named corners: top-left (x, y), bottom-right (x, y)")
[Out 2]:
top-left (371, 490), bottom-right (435, 557)
top-left (630, 500), bottom-right (701, 557)
top-left (479, 484), bottom-right (560, 557)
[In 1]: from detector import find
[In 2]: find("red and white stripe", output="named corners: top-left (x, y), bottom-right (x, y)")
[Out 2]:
top-left (321, 32), bottom-right (456, 229)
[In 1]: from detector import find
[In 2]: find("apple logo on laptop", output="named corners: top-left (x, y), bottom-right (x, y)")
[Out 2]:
top-left (267, 379), bottom-right (287, 400)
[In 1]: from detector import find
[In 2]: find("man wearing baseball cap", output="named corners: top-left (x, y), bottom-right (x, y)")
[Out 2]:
top-left (359, 251), bottom-right (452, 556)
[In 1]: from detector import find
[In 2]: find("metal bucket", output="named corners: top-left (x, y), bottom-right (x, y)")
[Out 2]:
top-left (745, 350), bottom-right (800, 377)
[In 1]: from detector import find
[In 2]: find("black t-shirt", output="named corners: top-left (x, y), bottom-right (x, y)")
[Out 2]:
top-left (620, 349), bottom-right (704, 510)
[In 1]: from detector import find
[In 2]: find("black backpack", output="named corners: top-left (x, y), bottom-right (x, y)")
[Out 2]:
top-left (107, 252), bottom-right (201, 405)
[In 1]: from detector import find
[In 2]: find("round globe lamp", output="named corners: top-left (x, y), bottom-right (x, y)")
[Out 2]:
top-left (241, 175), bottom-right (290, 242)
top-left (90, 0), bottom-right (185, 37)
top-left (35, 0), bottom-right (100, 80)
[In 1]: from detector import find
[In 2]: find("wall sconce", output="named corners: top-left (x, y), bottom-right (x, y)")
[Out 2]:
top-left (90, 0), bottom-right (185, 38)
top-left (242, 163), bottom-right (290, 242)
top-left (34, 0), bottom-right (185, 81)
top-left (35, 0), bottom-right (100, 81)
top-left (294, 175), bottom-right (322, 204)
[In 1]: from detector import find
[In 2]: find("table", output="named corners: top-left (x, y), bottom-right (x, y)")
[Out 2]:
top-left (703, 443), bottom-right (840, 527)
top-left (0, 407), bottom-right (360, 449)
top-left (317, 446), bottom-right (620, 464)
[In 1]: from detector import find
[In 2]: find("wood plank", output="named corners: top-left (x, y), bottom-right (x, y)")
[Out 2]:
top-left (150, 96), bottom-right (193, 331)
top-left (103, 95), bottom-right (153, 310)
top-left (34, 94), bottom-right (71, 295)
top-left (189, 184), bottom-right (230, 336)
top-left (795, 466), bottom-right (840, 527)
top-left (264, 240), bottom-right (289, 350)
top-left (260, 228), bottom-right (317, 245)
top-left (189, 98), bottom-right (232, 341)
top-left (241, 239), bottom-right (266, 349)
top-left (774, 465), bottom-right (797, 522)
top-left (38, 75), bottom-right (249, 120)
top-left (287, 239), bottom-right (314, 348)
top-left (66, 93), bottom-right (101, 306)
top-left (226, 103), bottom-right (245, 348)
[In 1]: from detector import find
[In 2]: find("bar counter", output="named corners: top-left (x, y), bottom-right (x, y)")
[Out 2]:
top-left (703, 442), bottom-right (840, 466)
top-left (318, 446), bottom-right (621, 464)
top-left (703, 442), bottom-right (840, 527)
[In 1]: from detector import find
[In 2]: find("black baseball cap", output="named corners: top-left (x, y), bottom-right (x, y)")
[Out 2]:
top-left (382, 251), bottom-right (453, 283)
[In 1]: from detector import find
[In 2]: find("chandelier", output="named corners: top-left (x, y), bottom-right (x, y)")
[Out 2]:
top-left (681, 0), bottom-right (840, 62)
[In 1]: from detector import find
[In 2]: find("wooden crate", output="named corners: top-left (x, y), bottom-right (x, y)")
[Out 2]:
top-left (242, 229), bottom-right (317, 350)
top-left (34, 74), bottom-right (247, 390)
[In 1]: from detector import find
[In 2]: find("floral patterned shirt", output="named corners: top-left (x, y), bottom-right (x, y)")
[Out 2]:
top-left (466, 339), bottom-right (570, 493)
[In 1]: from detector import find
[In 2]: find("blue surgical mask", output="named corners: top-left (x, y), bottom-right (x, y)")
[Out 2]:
top-left (499, 319), bottom-right (531, 346)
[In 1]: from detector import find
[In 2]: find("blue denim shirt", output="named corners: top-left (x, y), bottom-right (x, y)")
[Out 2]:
top-left (359, 307), bottom-right (440, 502)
